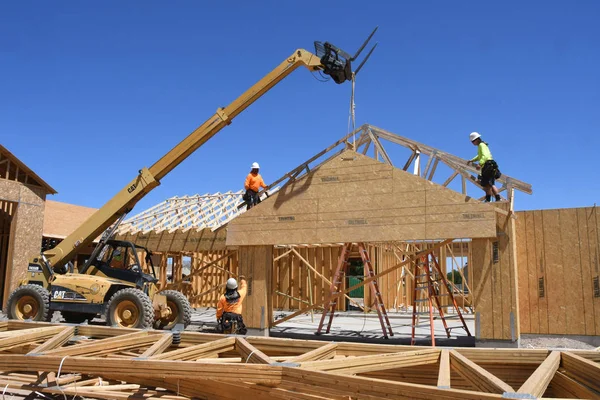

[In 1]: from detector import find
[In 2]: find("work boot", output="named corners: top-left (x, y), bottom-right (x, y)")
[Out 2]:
top-left (485, 195), bottom-right (491, 202)
top-left (495, 195), bottom-right (501, 202)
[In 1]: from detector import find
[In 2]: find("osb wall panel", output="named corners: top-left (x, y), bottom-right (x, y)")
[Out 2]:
top-left (116, 228), bottom-right (228, 253)
top-left (471, 203), bottom-right (518, 341)
top-left (0, 181), bottom-right (46, 303)
top-left (515, 207), bottom-right (600, 336)
top-left (227, 150), bottom-right (496, 246)
top-left (238, 245), bottom-right (272, 329)
top-left (0, 201), bottom-right (16, 308)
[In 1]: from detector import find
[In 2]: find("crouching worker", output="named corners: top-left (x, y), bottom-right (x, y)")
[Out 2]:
top-left (216, 275), bottom-right (248, 334)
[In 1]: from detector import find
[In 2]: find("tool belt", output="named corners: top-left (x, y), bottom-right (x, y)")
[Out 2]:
top-left (482, 160), bottom-right (501, 179)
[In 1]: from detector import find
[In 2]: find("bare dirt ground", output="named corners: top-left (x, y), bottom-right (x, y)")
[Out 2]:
top-left (520, 335), bottom-right (597, 350)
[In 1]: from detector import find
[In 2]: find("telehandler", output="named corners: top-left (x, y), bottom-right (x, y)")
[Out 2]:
top-left (6, 29), bottom-right (378, 329)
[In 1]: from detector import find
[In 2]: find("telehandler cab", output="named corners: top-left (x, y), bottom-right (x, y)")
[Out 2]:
top-left (6, 29), bottom-right (378, 329)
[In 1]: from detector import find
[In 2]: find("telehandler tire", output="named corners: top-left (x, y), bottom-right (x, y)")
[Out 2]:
top-left (6, 284), bottom-right (51, 322)
top-left (155, 290), bottom-right (192, 330)
top-left (61, 311), bottom-right (96, 324)
top-left (105, 288), bottom-right (153, 329)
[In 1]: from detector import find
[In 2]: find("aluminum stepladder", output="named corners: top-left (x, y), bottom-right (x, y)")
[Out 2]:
top-left (317, 243), bottom-right (393, 338)
top-left (411, 252), bottom-right (471, 346)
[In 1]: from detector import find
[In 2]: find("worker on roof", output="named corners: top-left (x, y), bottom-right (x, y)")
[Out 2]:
top-left (466, 132), bottom-right (502, 202)
top-left (244, 162), bottom-right (267, 210)
top-left (216, 275), bottom-right (247, 334)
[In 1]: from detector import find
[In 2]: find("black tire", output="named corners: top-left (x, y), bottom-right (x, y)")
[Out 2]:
top-left (61, 311), bottom-right (96, 324)
top-left (155, 290), bottom-right (192, 330)
top-left (6, 284), bottom-right (51, 322)
top-left (105, 288), bottom-right (153, 329)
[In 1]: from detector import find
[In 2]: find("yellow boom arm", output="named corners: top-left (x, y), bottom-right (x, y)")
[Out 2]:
top-left (39, 49), bottom-right (324, 271)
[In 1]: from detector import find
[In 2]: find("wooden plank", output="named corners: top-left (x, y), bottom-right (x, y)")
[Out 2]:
top-left (0, 354), bottom-right (283, 385)
top-left (550, 370), bottom-right (600, 399)
top-left (438, 349), bottom-right (451, 389)
top-left (27, 326), bottom-right (74, 354)
top-left (138, 333), bottom-right (173, 358)
top-left (516, 350), bottom-right (560, 398)
top-left (151, 337), bottom-right (236, 361)
top-left (291, 343), bottom-right (338, 362)
top-left (561, 351), bottom-right (600, 393)
top-left (41, 330), bottom-right (156, 357)
top-left (300, 349), bottom-right (439, 375)
top-left (559, 208), bottom-right (586, 335)
top-left (449, 350), bottom-right (514, 393)
top-left (577, 208), bottom-right (597, 335)
top-left (542, 209), bottom-right (567, 335)
top-left (284, 367), bottom-right (504, 400)
top-left (236, 337), bottom-right (274, 364)
top-left (0, 326), bottom-right (65, 351)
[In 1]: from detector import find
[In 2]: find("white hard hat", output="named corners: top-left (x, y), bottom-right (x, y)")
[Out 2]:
top-left (226, 278), bottom-right (238, 290)
top-left (251, 162), bottom-right (260, 169)
top-left (469, 132), bottom-right (481, 142)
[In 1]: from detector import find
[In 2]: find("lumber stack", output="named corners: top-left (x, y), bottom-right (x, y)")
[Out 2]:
top-left (0, 321), bottom-right (598, 399)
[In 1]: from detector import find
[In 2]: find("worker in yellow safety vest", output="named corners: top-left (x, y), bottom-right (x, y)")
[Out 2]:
top-left (466, 132), bottom-right (502, 202)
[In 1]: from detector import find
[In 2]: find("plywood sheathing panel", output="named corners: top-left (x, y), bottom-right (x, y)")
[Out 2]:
top-left (227, 150), bottom-right (496, 246)
top-left (0, 180), bottom-right (46, 300)
top-left (238, 245), bottom-right (273, 329)
top-left (471, 203), bottom-right (519, 341)
top-left (514, 206), bottom-right (600, 336)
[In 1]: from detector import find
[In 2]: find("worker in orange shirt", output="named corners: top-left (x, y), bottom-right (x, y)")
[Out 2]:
top-left (216, 275), bottom-right (247, 334)
top-left (244, 162), bottom-right (267, 210)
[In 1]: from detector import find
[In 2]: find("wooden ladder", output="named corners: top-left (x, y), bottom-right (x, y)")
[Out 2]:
top-left (317, 243), bottom-right (394, 338)
top-left (411, 252), bottom-right (471, 346)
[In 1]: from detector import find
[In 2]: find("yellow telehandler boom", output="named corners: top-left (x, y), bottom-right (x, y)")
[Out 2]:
top-left (29, 29), bottom-right (378, 284)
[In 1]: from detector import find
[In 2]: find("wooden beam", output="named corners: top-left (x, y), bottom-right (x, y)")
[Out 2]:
top-left (442, 171), bottom-right (459, 187)
top-left (290, 343), bottom-right (338, 363)
top-left (550, 370), bottom-right (600, 399)
top-left (437, 349), bottom-right (450, 389)
top-left (151, 337), bottom-right (236, 361)
top-left (449, 350), bottom-right (513, 393)
top-left (27, 326), bottom-right (75, 355)
top-left (561, 351), bottom-right (600, 392)
top-left (236, 337), bottom-right (274, 364)
top-left (0, 354), bottom-right (283, 385)
top-left (41, 330), bottom-right (156, 357)
top-left (300, 349), bottom-right (439, 375)
top-left (516, 350), bottom-right (560, 398)
top-left (138, 333), bottom-right (173, 358)
top-left (0, 326), bottom-right (65, 351)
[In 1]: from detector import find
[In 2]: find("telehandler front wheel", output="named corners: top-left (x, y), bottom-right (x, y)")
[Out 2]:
top-left (6, 284), bottom-right (51, 322)
top-left (155, 290), bottom-right (192, 330)
top-left (105, 288), bottom-right (154, 329)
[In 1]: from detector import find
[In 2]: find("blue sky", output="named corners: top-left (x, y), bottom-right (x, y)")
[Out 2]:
top-left (1, 1), bottom-right (598, 213)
